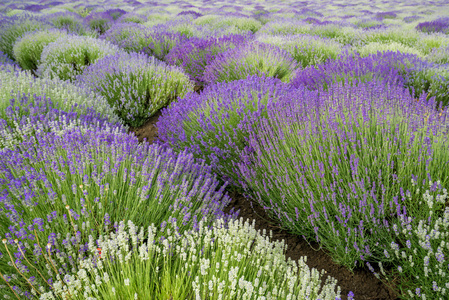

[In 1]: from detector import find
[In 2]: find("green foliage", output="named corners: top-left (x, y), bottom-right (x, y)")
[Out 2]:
top-left (36, 35), bottom-right (121, 82)
top-left (13, 29), bottom-right (67, 71)
top-left (256, 33), bottom-right (344, 68)
top-left (195, 15), bottom-right (263, 33)
top-left (356, 42), bottom-right (424, 57)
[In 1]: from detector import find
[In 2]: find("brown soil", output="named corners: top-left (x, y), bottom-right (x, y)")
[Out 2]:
top-left (126, 85), bottom-right (401, 300)
top-left (127, 110), bottom-right (163, 144)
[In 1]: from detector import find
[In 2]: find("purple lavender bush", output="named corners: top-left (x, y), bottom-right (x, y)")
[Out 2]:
top-left (203, 41), bottom-right (299, 84)
top-left (177, 10), bottom-right (203, 19)
top-left (77, 51), bottom-right (193, 127)
top-left (84, 11), bottom-right (115, 35)
top-left (405, 64), bottom-right (449, 107)
top-left (416, 18), bottom-right (449, 34)
top-left (104, 8), bottom-right (127, 21)
top-left (36, 35), bottom-right (121, 82)
top-left (0, 126), bottom-right (236, 298)
top-left (291, 50), bottom-right (449, 107)
top-left (157, 75), bottom-right (293, 187)
top-left (374, 12), bottom-right (397, 20)
top-left (142, 30), bottom-right (189, 61)
top-left (165, 33), bottom-right (252, 85)
top-left (403, 15), bottom-right (422, 23)
top-left (237, 80), bottom-right (449, 269)
top-left (289, 51), bottom-right (422, 91)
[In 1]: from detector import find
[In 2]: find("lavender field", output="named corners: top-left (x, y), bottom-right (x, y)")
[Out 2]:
top-left (1, 0), bottom-right (449, 299)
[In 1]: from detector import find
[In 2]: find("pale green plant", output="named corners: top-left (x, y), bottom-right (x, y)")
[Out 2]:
top-left (36, 35), bottom-right (121, 82)
top-left (356, 42), bottom-right (424, 57)
top-left (256, 19), bottom-right (312, 36)
top-left (13, 29), bottom-right (68, 71)
top-left (195, 15), bottom-right (263, 33)
top-left (360, 27), bottom-right (421, 47)
top-left (416, 32), bottom-right (449, 55)
top-left (256, 33), bottom-right (344, 67)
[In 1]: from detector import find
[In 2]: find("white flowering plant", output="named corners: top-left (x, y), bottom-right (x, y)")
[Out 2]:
top-left (364, 180), bottom-right (449, 300)
top-left (34, 217), bottom-right (344, 300)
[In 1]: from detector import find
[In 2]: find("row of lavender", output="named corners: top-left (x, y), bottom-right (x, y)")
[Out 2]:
top-left (1, 1), bottom-right (449, 299)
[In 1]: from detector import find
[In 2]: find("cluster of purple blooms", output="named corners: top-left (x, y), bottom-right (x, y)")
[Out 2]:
top-left (416, 17), bottom-right (449, 34)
